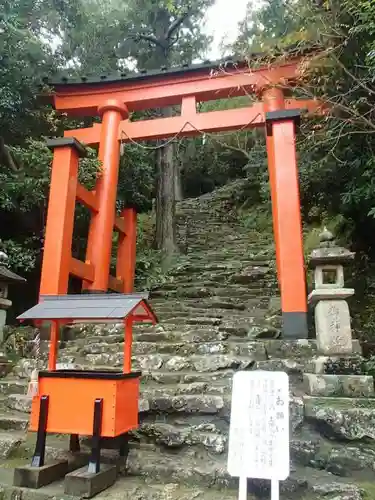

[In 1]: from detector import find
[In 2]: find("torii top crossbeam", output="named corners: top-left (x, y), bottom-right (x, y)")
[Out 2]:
top-left (43, 54), bottom-right (322, 145)
top-left (40, 52), bottom-right (321, 340)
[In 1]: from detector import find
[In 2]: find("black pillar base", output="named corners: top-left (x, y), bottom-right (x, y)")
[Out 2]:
top-left (70, 434), bottom-right (80, 453)
top-left (119, 432), bottom-right (129, 459)
top-left (282, 312), bottom-right (308, 339)
top-left (31, 395), bottom-right (49, 468)
top-left (87, 398), bottom-right (103, 474)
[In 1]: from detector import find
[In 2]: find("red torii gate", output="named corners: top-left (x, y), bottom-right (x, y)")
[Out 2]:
top-left (41, 56), bottom-right (322, 339)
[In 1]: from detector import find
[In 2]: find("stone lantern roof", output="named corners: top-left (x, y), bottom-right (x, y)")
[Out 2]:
top-left (0, 251), bottom-right (25, 284)
top-left (0, 266), bottom-right (26, 284)
top-left (309, 227), bottom-right (355, 267)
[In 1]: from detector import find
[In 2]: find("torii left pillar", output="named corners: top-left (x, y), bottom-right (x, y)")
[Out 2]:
top-left (84, 99), bottom-right (129, 292)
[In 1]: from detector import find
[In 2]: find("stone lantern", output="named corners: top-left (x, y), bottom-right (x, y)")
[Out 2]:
top-left (308, 227), bottom-right (355, 355)
top-left (0, 251), bottom-right (26, 343)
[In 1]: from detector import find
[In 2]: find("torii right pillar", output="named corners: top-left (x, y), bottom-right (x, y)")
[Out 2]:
top-left (263, 87), bottom-right (308, 339)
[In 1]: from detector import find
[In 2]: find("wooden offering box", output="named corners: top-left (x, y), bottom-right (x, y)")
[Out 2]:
top-left (30, 370), bottom-right (141, 437)
top-left (16, 293), bottom-right (158, 475)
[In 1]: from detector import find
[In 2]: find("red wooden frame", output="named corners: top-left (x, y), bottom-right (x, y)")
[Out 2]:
top-left (41, 56), bottom-right (323, 338)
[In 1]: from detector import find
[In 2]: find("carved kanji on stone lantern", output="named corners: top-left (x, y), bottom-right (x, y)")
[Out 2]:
top-left (308, 228), bottom-right (355, 355)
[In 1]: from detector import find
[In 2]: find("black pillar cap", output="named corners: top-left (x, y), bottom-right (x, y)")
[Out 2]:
top-left (265, 108), bottom-right (301, 136)
top-left (46, 137), bottom-right (87, 158)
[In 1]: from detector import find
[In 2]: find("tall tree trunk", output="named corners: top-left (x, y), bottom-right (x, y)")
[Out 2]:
top-left (151, 26), bottom-right (179, 264)
top-left (175, 160), bottom-right (183, 202)
top-left (155, 132), bottom-right (177, 267)
top-left (148, 7), bottom-right (192, 262)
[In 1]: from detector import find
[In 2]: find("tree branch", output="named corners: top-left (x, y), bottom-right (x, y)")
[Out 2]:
top-left (0, 137), bottom-right (20, 173)
top-left (122, 32), bottom-right (165, 50)
top-left (331, 53), bottom-right (375, 96)
top-left (169, 31), bottom-right (180, 48)
top-left (137, 33), bottom-right (165, 48)
top-left (218, 141), bottom-right (251, 160)
top-left (166, 11), bottom-right (190, 40)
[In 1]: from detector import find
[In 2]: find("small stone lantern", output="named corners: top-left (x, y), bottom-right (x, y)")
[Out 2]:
top-left (0, 251), bottom-right (26, 343)
top-left (308, 228), bottom-right (355, 355)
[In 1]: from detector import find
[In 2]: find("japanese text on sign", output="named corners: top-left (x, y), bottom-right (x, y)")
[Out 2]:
top-left (227, 371), bottom-right (290, 481)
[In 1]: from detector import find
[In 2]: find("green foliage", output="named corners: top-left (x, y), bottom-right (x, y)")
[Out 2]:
top-left (239, 206), bottom-right (273, 233)
top-left (0, 0), bottom-right (58, 144)
top-left (0, 140), bottom-right (99, 272)
top-left (117, 0), bottom-right (214, 68)
top-left (3, 325), bottom-right (37, 360)
top-left (361, 354), bottom-right (375, 378)
top-left (117, 144), bottom-right (155, 212)
top-left (135, 213), bottom-right (171, 288)
top-left (52, 0), bottom-right (214, 73)
top-left (233, 0), bottom-right (375, 254)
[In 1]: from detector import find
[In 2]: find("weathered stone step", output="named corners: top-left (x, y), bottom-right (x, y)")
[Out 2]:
top-left (106, 475), bottom-right (361, 500)
top-left (66, 339), bottom-right (351, 361)
top-left (176, 221), bottom-right (244, 228)
top-left (180, 237), bottom-right (252, 245)
top-left (150, 310), bottom-right (232, 321)
top-left (0, 379), bottom-right (27, 396)
top-left (45, 323), bottom-right (266, 345)
top-left (94, 478), bottom-right (239, 500)
top-left (178, 237), bottom-right (258, 247)
top-left (178, 299), bottom-right (247, 311)
top-left (170, 261), bottom-right (272, 275)
top-left (141, 369), bottom-right (236, 385)
top-left (132, 421), bottom-right (227, 454)
top-left (291, 432), bottom-right (375, 478)
top-left (184, 246), bottom-right (269, 255)
top-left (182, 241), bottom-right (271, 250)
top-left (155, 276), bottom-right (275, 290)
top-left (151, 296), bottom-right (273, 309)
top-left (254, 354), bottom-right (365, 379)
top-left (67, 323), bottom-right (225, 340)
top-left (265, 339), bottom-right (361, 359)
top-left (73, 329), bottom-right (233, 346)
top-left (39, 320), bottom-right (282, 354)
top-left (148, 316), bottom-right (223, 326)
top-left (179, 253), bottom-right (274, 263)
top-left (72, 340), bottom-right (267, 358)
top-left (5, 442), bottom-right (363, 498)
top-left (183, 241), bottom-right (263, 250)
top-left (82, 353), bottom-right (258, 372)
top-left (4, 389), bottom-right (305, 440)
top-left (151, 287), bottom-right (274, 299)
top-left (0, 475), bottom-right (241, 500)
top-left (152, 307), bottom-right (236, 318)
top-left (303, 373), bottom-right (374, 398)
top-left (6, 365), bottom-right (237, 399)
top-left (5, 392), bottom-right (227, 418)
top-left (153, 286), bottom-right (277, 301)
top-left (0, 431), bottom-right (24, 459)
top-left (0, 411), bottom-right (28, 431)
top-left (304, 396), bottom-right (375, 440)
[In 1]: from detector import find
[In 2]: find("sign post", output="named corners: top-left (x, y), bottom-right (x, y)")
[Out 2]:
top-left (227, 371), bottom-right (290, 500)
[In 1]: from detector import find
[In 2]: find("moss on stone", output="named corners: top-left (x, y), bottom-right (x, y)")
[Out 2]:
top-left (305, 396), bottom-right (375, 410)
top-left (358, 482), bottom-right (375, 500)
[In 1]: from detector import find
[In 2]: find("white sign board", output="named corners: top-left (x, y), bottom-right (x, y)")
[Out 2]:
top-left (227, 370), bottom-right (290, 481)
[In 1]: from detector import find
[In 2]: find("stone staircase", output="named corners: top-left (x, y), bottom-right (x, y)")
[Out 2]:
top-left (0, 182), bottom-right (374, 499)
